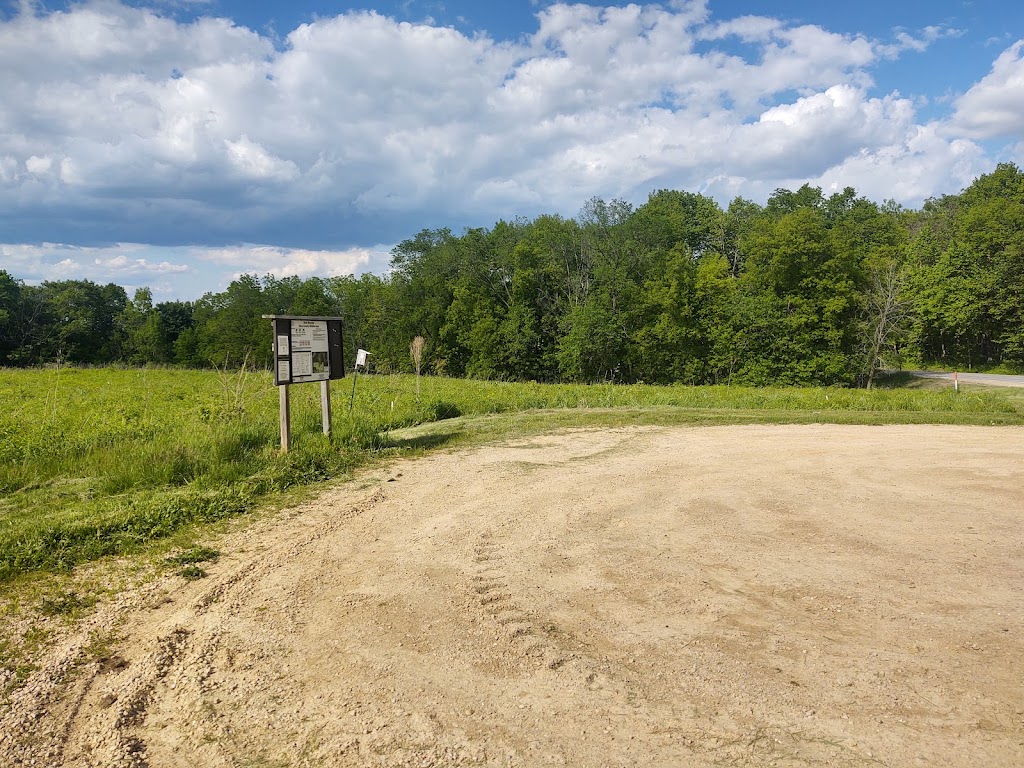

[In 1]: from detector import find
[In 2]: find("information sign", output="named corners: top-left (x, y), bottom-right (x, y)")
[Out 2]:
top-left (263, 315), bottom-right (346, 453)
top-left (266, 315), bottom-right (345, 386)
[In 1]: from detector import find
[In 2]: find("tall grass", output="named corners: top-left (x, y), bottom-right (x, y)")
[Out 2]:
top-left (0, 367), bottom-right (1019, 580)
top-left (0, 367), bottom-right (378, 579)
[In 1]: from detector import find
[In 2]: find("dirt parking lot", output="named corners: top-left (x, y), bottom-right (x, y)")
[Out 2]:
top-left (3, 423), bottom-right (1024, 767)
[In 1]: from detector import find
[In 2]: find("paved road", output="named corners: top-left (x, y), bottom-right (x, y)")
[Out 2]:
top-left (908, 370), bottom-right (1024, 388)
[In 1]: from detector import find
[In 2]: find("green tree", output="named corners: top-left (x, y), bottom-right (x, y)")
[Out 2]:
top-left (118, 287), bottom-right (170, 364)
top-left (156, 300), bottom-right (195, 362)
top-left (905, 164), bottom-right (1024, 369)
top-left (0, 270), bottom-right (21, 364)
top-left (741, 200), bottom-right (863, 383)
top-left (194, 275), bottom-right (271, 367)
top-left (557, 295), bottom-right (626, 381)
top-left (39, 280), bottom-right (127, 364)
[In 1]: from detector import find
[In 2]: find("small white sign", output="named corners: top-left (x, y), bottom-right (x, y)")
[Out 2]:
top-left (356, 349), bottom-right (369, 368)
top-left (277, 335), bottom-right (290, 355)
top-left (277, 359), bottom-right (290, 382)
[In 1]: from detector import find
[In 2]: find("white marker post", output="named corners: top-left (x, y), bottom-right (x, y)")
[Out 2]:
top-left (954, 371), bottom-right (959, 393)
top-left (349, 349), bottom-right (370, 412)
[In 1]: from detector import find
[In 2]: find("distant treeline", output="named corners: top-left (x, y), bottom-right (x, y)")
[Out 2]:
top-left (2, 163), bottom-right (1022, 385)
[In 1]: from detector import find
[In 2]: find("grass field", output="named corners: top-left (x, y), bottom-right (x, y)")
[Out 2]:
top-left (1, 366), bottom-right (1021, 583)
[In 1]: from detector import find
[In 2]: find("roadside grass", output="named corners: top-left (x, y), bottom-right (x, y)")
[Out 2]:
top-left (0, 366), bottom-right (1020, 586)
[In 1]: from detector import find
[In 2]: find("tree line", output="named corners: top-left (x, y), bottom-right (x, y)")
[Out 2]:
top-left (2, 163), bottom-right (1022, 386)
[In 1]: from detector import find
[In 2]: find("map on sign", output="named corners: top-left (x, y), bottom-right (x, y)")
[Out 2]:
top-left (289, 320), bottom-right (330, 382)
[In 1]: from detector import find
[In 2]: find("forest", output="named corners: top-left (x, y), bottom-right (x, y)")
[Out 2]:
top-left (2, 163), bottom-right (1022, 386)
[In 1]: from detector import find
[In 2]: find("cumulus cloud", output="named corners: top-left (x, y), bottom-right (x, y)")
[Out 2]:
top-left (728, 86), bottom-right (916, 178)
top-left (875, 25), bottom-right (963, 58)
top-left (0, 0), bottom-right (1008, 276)
top-left (0, 241), bottom-right (391, 297)
top-left (700, 15), bottom-right (782, 43)
top-left (951, 40), bottom-right (1024, 139)
top-left (811, 124), bottom-right (985, 204)
top-left (200, 245), bottom-right (391, 280)
top-left (0, 243), bottom-right (191, 282)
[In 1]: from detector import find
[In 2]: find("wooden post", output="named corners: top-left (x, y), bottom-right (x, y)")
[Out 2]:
top-left (321, 379), bottom-right (332, 436)
top-left (349, 367), bottom-right (359, 412)
top-left (279, 384), bottom-right (291, 453)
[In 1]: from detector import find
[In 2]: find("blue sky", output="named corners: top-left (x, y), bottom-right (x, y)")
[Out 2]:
top-left (1, 0), bottom-right (1022, 300)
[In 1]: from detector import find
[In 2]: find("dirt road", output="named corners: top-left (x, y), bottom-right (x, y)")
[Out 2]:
top-left (3, 424), bottom-right (1023, 767)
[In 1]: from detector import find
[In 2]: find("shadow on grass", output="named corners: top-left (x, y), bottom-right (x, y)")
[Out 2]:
top-left (380, 429), bottom-right (462, 451)
top-left (874, 371), bottom-right (935, 390)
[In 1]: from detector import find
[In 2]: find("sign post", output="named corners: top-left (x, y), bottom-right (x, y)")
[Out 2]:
top-left (279, 384), bottom-right (291, 453)
top-left (263, 315), bottom-right (345, 453)
top-left (321, 380), bottom-right (331, 436)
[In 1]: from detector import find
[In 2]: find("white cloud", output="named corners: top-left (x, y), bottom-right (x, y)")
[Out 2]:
top-left (728, 86), bottom-right (916, 178)
top-left (0, 241), bottom-right (390, 298)
top-left (224, 136), bottom-right (298, 181)
top-left (875, 25), bottom-right (962, 58)
top-left (0, 0), bottom-right (1012, 273)
top-left (0, 243), bottom-right (191, 282)
top-left (700, 15), bottom-right (782, 43)
top-left (951, 40), bottom-right (1024, 139)
top-left (93, 254), bottom-right (190, 274)
top-left (805, 123), bottom-right (986, 204)
top-left (25, 155), bottom-right (53, 175)
top-left (200, 245), bottom-right (390, 280)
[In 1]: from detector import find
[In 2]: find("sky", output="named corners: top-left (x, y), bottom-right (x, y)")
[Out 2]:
top-left (1, 0), bottom-right (1022, 301)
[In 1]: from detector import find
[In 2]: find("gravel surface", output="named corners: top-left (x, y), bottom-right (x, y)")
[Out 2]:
top-left (3, 424), bottom-right (1023, 767)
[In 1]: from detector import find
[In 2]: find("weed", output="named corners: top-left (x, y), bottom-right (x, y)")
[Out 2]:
top-left (38, 590), bottom-right (97, 617)
top-left (0, 624), bottom-right (50, 698)
top-left (166, 546), bottom-right (220, 566)
top-left (420, 399), bottom-right (462, 421)
top-left (177, 565), bottom-right (207, 580)
top-left (234, 756), bottom-right (291, 768)
top-left (82, 629), bottom-right (121, 663)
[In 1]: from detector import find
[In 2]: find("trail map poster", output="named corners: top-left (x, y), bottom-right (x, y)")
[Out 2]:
top-left (290, 320), bottom-right (330, 382)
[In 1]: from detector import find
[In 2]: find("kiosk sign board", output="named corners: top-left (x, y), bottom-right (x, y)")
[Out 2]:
top-left (266, 315), bottom-right (345, 386)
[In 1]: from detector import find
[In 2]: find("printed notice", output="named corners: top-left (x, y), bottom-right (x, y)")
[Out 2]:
top-left (292, 351), bottom-right (313, 377)
top-left (277, 360), bottom-right (290, 382)
top-left (291, 320), bottom-right (328, 352)
top-left (277, 335), bottom-right (290, 355)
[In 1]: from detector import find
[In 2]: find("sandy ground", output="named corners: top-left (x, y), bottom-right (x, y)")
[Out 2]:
top-left (2, 423), bottom-right (1023, 768)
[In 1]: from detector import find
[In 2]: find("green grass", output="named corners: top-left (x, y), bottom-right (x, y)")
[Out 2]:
top-left (37, 589), bottom-right (97, 617)
top-left (0, 366), bottom-right (1021, 582)
top-left (165, 546), bottom-right (220, 566)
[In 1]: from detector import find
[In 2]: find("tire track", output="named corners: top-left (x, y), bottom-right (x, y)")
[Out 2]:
top-left (193, 487), bottom-right (386, 616)
top-left (64, 626), bottom-right (193, 768)
top-left (468, 531), bottom-right (647, 688)
top-left (51, 487), bottom-right (389, 768)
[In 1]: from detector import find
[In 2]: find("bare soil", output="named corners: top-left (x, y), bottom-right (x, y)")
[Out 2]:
top-left (3, 424), bottom-right (1023, 767)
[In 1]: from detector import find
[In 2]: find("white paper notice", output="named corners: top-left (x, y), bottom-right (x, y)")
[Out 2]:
top-left (277, 335), bottom-right (290, 355)
top-left (277, 360), bottom-right (290, 382)
top-left (291, 320), bottom-right (328, 352)
top-left (292, 351), bottom-right (313, 377)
